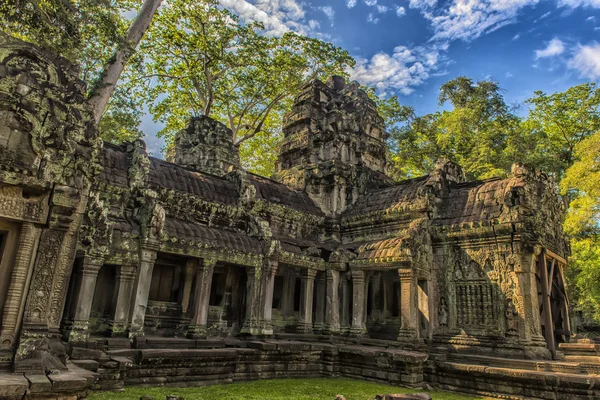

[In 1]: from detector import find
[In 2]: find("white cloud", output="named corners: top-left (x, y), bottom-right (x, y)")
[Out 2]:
top-left (586, 16), bottom-right (596, 21)
top-left (539, 11), bottom-right (551, 19)
top-left (505, 71), bottom-right (514, 78)
top-left (308, 19), bottom-right (320, 30)
top-left (320, 6), bottom-right (335, 25)
top-left (350, 45), bottom-right (445, 95)
top-left (365, 0), bottom-right (378, 5)
top-left (568, 42), bottom-right (600, 79)
top-left (424, 0), bottom-right (539, 42)
top-left (396, 6), bottom-right (406, 16)
top-left (367, 12), bottom-right (380, 23)
top-left (512, 33), bottom-right (521, 40)
top-left (220, 0), bottom-right (307, 36)
top-left (377, 5), bottom-right (389, 13)
top-left (409, 0), bottom-right (437, 8)
top-left (558, 0), bottom-right (600, 8)
top-left (535, 38), bottom-right (565, 58)
top-left (347, 0), bottom-right (357, 8)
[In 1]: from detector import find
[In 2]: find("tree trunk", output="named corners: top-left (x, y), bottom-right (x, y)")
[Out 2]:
top-left (87, 0), bottom-right (163, 125)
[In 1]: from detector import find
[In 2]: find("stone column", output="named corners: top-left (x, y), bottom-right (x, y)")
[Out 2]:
top-left (398, 268), bottom-right (418, 342)
top-left (0, 222), bottom-right (41, 349)
top-left (350, 270), bottom-right (367, 336)
top-left (341, 273), bottom-right (351, 332)
top-left (68, 255), bottom-right (104, 343)
top-left (181, 261), bottom-right (196, 314)
top-left (261, 259), bottom-right (278, 335)
top-left (297, 269), bottom-right (317, 333)
top-left (109, 264), bottom-right (136, 337)
top-left (280, 268), bottom-right (293, 317)
top-left (241, 266), bottom-right (260, 335)
top-left (325, 269), bottom-right (340, 334)
top-left (314, 273), bottom-right (326, 333)
top-left (128, 246), bottom-right (158, 338)
top-left (188, 258), bottom-right (216, 338)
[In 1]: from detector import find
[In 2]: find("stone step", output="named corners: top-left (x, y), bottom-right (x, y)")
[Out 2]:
top-left (71, 359), bottom-right (100, 372)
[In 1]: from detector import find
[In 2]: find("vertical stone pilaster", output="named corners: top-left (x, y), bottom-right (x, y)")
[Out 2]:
top-left (261, 259), bottom-right (278, 335)
top-left (188, 258), bottom-right (216, 338)
top-left (297, 269), bottom-right (317, 333)
top-left (181, 261), bottom-right (196, 314)
top-left (341, 273), bottom-right (351, 332)
top-left (109, 264), bottom-right (136, 337)
top-left (325, 269), bottom-right (340, 334)
top-left (280, 268), bottom-right (295, 317)
top-left (241, 265), bottom-right (260, 335)
top-left (68, 255), bottom-right (104, 344)
top-left (314, 273), bottom-right (326, 333)
top-left (350, 270), bottom-right (367, 336)
top-left (128, 246), bottom-right (158, 338)
top-left (0, 222), bottom-right (40, 349)
top-left (398, 268), bottom-right (418, 342)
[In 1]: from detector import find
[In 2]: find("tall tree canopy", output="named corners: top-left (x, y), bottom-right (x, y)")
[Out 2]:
top-left (136, 0), bottom-right (354, 174)
top-left (384, 76), bottom-right (521, 181)
top-left (522, 83), bottom-right (600, 181)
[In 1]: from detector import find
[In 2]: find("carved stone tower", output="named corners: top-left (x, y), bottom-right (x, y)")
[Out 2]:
top-left (173, 116), bottom-right (240, 176)
top-left (273, 76), bottom-right (391, 215)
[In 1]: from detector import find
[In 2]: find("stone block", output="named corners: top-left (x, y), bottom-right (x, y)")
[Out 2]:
top-left (0, 373), bottom-right (29, 399)
top-left (47, 371), bottom-right (89, 392)
top-left (25, 373), bottom-right (53, 393)
top-left (71, 359), bottom-right (100, 372)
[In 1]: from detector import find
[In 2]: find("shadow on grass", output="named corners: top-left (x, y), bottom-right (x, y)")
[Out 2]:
top-left (89, 378), bottom-right (478, 400)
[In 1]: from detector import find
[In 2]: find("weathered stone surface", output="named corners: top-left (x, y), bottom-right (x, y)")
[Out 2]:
top-left (0, 34), bottom-right (586, 400)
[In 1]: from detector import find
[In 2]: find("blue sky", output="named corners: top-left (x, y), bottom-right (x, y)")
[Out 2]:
top-left (142, 0), bottom-right (600, 156)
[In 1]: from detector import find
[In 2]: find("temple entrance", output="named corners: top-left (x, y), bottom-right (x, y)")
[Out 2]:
top-left (89, 264), bottom-right (117, 335)
top-left (537, 249), bottom-right (570, 354)
top-left (207, 264), bottom-right (247, 336)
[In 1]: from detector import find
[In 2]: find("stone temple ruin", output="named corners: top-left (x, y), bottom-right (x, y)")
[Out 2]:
top-left (0, 35), bottom-right (598, 399)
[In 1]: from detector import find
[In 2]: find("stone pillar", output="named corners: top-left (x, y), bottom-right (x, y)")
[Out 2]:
top-left (241, 266), bottom-right (260, 335)
top-left (398, 268), bottom-right (418, 342)
top-left (314, 273), bottom-right (326, 333)
top-left (68, 255), bottom-right (104, 343)
top-left (109, 264), bottom-right (136, 337)
top-left (128, 246), bottom-right (158, 338)
top-left (350, 270), bottom-right (367, 336)
top-left (0, 222), bottom-right (40, 349)
top-left (261, 259), bottom-right (278, 335)
top-left (181, 261), bottom-right (196, 314)
top-left (280, 268), bottom-right (295, 317)
top-left (341, 273), bottom-right (351, 332)
top-left (297, 269), bottom-right (317, 333)
top-left (188, 258), bottom-right (216, 338)
top-left (325, 269), bottom-right (340, 334)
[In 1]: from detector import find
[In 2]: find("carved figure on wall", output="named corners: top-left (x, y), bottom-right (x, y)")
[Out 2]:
top-left (506, 298), bottom-right (518, 335)
top-left (439, 297), bottom-right (448, 328)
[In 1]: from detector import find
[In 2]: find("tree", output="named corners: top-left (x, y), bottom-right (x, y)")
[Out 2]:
top-left (383, 76), bottom-right (520, 181)
top-left (1, 0), bottom-right (162, 142)
top-left (137, 0), bottom-right (354, 174)
top-left (560, 131), bottom-right (600, 321)
top-left (523, 83), bottom-right (600, 181)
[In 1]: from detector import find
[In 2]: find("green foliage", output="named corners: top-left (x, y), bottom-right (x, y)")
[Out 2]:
top-left (560, 131), bottom-right (600, 320)
top-left (381, 76), bottom-right (520, 181)
top-left (1, 0), bottom-right (146, 143)
top-left (88, 378), bottom-right (477, 400)
top-left (523, 83), bottom-right (600, 181)
top-left (136, 0), bottom-right (354, 174)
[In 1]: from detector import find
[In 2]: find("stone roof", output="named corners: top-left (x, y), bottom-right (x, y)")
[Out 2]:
top-left (343, 176), bottom-right (427, 217)
top-left (433, 178), bottom-right (511, 226)
top-left (247, 174), bottom-right (324, 216)
top-left (164, 218), bottom-right (262, 255)
top-left (149, 158), bottom-right (238, 206)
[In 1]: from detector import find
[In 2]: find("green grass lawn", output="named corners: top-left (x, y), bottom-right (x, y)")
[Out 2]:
top-left (89, 378), bottom-right (477, 400)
